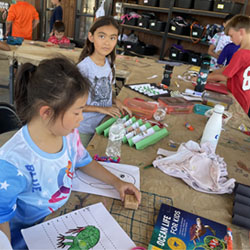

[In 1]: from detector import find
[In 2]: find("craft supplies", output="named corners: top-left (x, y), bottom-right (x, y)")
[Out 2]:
top-left (153, 106), bottom-right (166, 121)
top-left (158, 97), bottom-right (194, 114)
top-left (202, 90), bottom-right (233, 110)
top-left (135, 128), bottom-right (169, 150)
top-left (93, 155), bottom-right (120, 163)
top-left (185, 122), bottom-right (194, 131)
top-left (125, 83), bottom-right (170, 100)
top-left (96, 117), bottom-right (168, 150)
top-left (124, 194), bottom-right (139, 210)
top-left (193, 104), bottom-right (212, 115)
top-left (123, 98), bottom-right (158, 119)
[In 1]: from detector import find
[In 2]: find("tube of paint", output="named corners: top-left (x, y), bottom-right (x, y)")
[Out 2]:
top-left (232, 213), bottom-right (250, 230)
top-left (103, 115), bottom-right (129, 137)
top-left (235, 184), bottom-right (250, 198)
top-left (123, 119), bottom-right (144, 143)
top-left (128, 125), bottom-right (160, 147)
top-left (233, 202), bottom-right (250, 219)
top-left (124, 122), bottom-right (151, 144)
top-left (135, 128), bottom-right (169, 150)
top-left (234, 193), bottom-right (250, 206)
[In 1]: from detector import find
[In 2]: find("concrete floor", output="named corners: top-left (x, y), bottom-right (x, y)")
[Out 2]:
top-left (0, 56), bottom-right (10, 103)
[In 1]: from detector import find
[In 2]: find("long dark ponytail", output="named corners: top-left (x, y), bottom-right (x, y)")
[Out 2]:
top-left (15, 57), bottom-right (90, 125)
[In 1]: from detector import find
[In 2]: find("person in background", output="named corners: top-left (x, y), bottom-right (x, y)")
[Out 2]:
top-left (0, 0), bottom-right (12, 37)
top-left (50, 0), bottom-right (62, 36)
top-left (207, 15), bottom-right (250, 117)
top-left (48, 21), bottom-right (70, 45)
top-left (217, 42), bottom-right (240, 66)
top-left (208, 14), bottom-right (234, 70)
top-left (77, 16), bottom-right (132, 147)
top-left (0, 40), bottom-right (10, 50)
top-left (5, 0), bottom-right (39, 40)
top-left (0, 57), bottom-right (141, 249)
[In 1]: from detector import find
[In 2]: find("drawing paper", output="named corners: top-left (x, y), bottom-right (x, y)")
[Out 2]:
top-left (22, 202), bottom-right (135, 249)
top-left (72, 161), bottom-right (140, 199)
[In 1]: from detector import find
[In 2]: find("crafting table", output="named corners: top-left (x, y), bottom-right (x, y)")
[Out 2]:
top-left (1, 54), bottom-right (250, 248)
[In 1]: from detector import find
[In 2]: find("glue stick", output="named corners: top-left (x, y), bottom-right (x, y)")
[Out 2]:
top-left (128, 125), bottom-right (160, 147)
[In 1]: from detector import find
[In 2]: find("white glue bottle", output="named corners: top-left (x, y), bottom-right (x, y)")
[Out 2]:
top-left (200, 104), bottom-right (224, 152)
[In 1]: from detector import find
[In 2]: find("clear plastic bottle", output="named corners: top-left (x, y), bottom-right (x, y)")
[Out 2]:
top-left (0, 23), bottom-right (3, 41)
top-left (200, 104), bottom-right (224, 152)
top-left (105, 118), bottom-right (126, 158)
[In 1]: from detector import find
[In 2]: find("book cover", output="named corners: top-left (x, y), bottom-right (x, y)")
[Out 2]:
top-left (148, 203), bottom-right (230, 250)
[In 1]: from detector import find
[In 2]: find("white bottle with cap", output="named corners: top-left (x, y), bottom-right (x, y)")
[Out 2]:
top-left (200, 104), bottom-right (224, 152)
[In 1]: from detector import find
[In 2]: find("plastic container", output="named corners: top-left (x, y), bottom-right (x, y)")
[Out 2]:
top-left (105, 118), bottom-right (126, 158)
top-left (123, 98), bottom-right (158, 119)
top-left (169, 46), bottom-right (189, 62)
top-left (138, 16), bottom-right (150, 29)
top-left (169, 23), bottom-right (190, 36)
top-left (158, 97), bottom-right (194, 114)
top-left (202, 90), bottom-right (233, 110)
top-left (194, 0), bottom-right (214, 11)
top-left (213, 0), bottom-right (231, 13)
top-left (143, 0), bottom-right (159, 6)
top-left (149, 20), bottom-right (166, 32)
top-left (188, 52), bottom-right (202, 66)
top-left (200, 104), bottom-right (224, 152)
top-left (159, 0), bottom-right (171, 8)
top-left (175, 0), bottom-right (193, 8)
top-left (193, 104), bottom-right (212, 115)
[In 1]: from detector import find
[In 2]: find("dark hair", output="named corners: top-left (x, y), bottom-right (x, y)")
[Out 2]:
top-left (78, 16), bottom-right (120, 82)
top-left (53, 21), bottom-right (65, 33)
top-left (225, 14), bottom-right (250, 34)
top-left (15, 57), bottom-right (90, 125)
top-left (224, 14), bottom-right (234, 23)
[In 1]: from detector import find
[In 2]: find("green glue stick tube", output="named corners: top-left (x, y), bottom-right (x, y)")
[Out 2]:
top-left (124, 116), bottom-right (136, 128)
top-left (135, 128), bottom-right (169, 150)
top-left (128, 125), bottom-right (160, 147)
top-left (122, 119), bottom-right (144, 143)
top-left (95, 117), bottom-right (117, 135)
top-left (124, 122), bottom-right (151, 144)
top-left (103, 115), bottom-right (129, 137)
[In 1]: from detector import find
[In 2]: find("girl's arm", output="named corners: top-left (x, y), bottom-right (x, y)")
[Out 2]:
top-left (83, 105), bottom-right (122, 117)
top-left (208, 44), bottom-right (220, 59)
top-left (113, 98), bottom-right (132, 116)
top-left (0, 221), bottom-right (11, 241)
top-left (79, 160), bottom-right (141, 203)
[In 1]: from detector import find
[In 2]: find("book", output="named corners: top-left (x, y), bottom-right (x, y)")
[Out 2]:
top-left (148, 203), bottom-right (230, 250)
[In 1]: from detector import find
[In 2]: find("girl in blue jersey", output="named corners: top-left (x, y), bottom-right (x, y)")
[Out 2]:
top-left (0, 57), bottom-right (141, 249)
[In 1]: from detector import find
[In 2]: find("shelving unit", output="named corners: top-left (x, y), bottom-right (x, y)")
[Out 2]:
top-left (121, 0), bottom-right (248, 60)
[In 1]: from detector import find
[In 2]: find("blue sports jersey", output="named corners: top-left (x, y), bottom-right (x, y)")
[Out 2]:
top-left (0, 125), bottom-right (92, 249)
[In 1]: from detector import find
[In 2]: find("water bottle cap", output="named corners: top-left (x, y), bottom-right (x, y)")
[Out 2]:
top-left (214, 104), bottom-right (224, 114)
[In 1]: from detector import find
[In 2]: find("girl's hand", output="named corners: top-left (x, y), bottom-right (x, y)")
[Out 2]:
top-left (99, 106), bottom-right (122, 117)
top-left (115, 99), bottom-right (132, 116)
top-left (113, 179), bottom-right (141, 203)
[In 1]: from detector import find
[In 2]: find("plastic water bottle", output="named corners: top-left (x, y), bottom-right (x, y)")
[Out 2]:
top-left (105, 118), bottom-right (126, 158)
top-left (200, 104), bottom-right (224, 152)
top-left (0, 23), bottom-right (3, 41)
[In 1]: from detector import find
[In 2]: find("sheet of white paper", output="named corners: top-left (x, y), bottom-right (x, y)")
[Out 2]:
top-left (21, 202), bottom-right (135, 250)
top-left (72, 161), bottom-right (140, 200)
